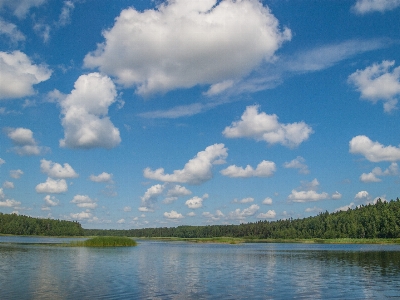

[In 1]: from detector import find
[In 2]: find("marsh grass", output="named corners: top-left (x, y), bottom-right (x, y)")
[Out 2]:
top-left (68, 236), bottom-right (137, 247)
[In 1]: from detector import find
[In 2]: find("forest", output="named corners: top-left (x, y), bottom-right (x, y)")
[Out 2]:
top-left (0, 213), bottom-right (84, 236)
top-left (85, 198), bottom-right (400, 239)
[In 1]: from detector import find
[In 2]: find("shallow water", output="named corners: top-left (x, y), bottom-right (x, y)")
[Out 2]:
top-left (1, 237), bottom-right (400, 299)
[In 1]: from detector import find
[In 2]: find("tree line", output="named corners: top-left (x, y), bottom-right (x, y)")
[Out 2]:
top-left (0, 213), bottom-right (84, 236)
top-left (85, 198), bottom-right (400, 239)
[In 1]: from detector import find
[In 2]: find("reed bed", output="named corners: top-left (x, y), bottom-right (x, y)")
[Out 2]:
top-left (69, 236), bottom-right (137, 247)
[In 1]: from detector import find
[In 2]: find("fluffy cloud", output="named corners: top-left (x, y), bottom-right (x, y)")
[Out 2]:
top-left (349, 135), bottom-right (400, 162)
top-left (164, 210), bottom-right (184, 219)
top-left (139, 184), bottom-right (165, 212)
top-left (355, 190), bottom-right (369, 199)
top-left (202, 210), bottom-right (224, 221)
top-left (59, 73), bottom-right (121, 149)
top-left (233, 197), bottom-right (254, 204)
top-left (348, 61), bottom-right (400, 112)
top-left (221, 160), bottom-right (276, 178)
top-left (10, 169), bottom-right (23, 179)
top-left (283, 156), bottom-right (310, 174)
top-left (0, 0), bottom-right (47, 18)
top-left (0, 19), bottom-right (25, 43)
top-left (40, 159), bottom-right (78, 179)
top-left (331, 191), bottom-right (343, 200)
top-left (89, 172), bottom-right (113, 183)
top-left (164, 185), bottom-right (192, 204)
top-left (227, 204), bottom-right (259, 220)
top-left (35, 177), bottom-right (68, 194)
top-left (123, 206), bottom-right (131, 212)
top-left (185, 194), bottom-right (208, 209)
top-left (257, 210), bottom-right (276, 219)
top-left (43, 195), bottom-right (59, 207)
top-left (0, 158), bottom-right (5, 165)
top-left (262, 197), bottom-right (273, 205)
top-left (223, 105), bottom-right (313, 148)
top-left (144, 144), bottom-right (227, 185)
top-left (352, 0), bottom-right (400, 14)
top-left (0, 188), bottom-right (21, 207)
top-left (288, 179), bottom-right (329, 202)
top-left (5, 127), bottom-right (46, 156)
top-left (0, 51), bottom-right (51, 99)
top-left (70, 211), bottom-right (92, 220)
top-left (71, 195), bottom-right (97, 209)
top-left (3, 181), bottom-right (14, 189)
top-left (360, 163), bottom-right (398, 182)
top-left (84, 0), bottom-right (291, 95)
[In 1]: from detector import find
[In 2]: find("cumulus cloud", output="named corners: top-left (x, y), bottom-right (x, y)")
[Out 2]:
top-left (227, 204), bottom-right (259, 220)
top-left (0, 188), bottom-right (21, 207)
top-left (144, 144), bottom-right (228, 185)
top-left (331, 191), bottom-right (343, 200)
top-left (139, 184), bottom-right (165, 212)
top-left (70, 195), bottom-right (97, 209)
top-left (0, 51), bottom-right (51, 99)
top-left (202, 210), bottom-right (224, 221)
top-left (43, 195), bottom-right (59, 207)
top-left (360, 163), bottom-right (398, 182)
top-left (233, 197), bottom-right (254, 204)
top-left (288, 179), bottom-right (329, 202)
top-left (185, 194), bottom-right (208, 209)
top-left (40, 159), bottom-right (78, 179)
top-left (163, 184), bottom-right (192, 204)
top-left (3, 181), bottom-right (14, 189)
top-left (59, 73), bottom-right (121, 149)
top-left (0, 0), bottom-right (47, 18)
top-left (0, 158), bottom-right (5, 165)
top-left (164, 210), bottom-right (184, 219)
top-left (283, 156), bottom-right (310, 174)
top-left (221, 160), bottom-right (276, 178)
top-left (5, 127), bottom-right (46, 156)
top-left (262, 197), bottom-right (273, 205)
top-left (348, 60), bottom-right (400, 112)
top-left (35, 177), bottom-right (68, 194)
top-left (89, 172), bottom-right (113, 183)
top-left (123, 206), bottom-right (131, 212)
top-left (10, 169), bottom-right (23, 179)
top-left (355, 190), bottom-right (369, 199)
top-left (349, 135), bottom-right (400, 162)
top-left (70, 211), bottom-right (92, 220)
top-left (84, 0), bottom-right (290, 95)
top-left (0, 19), bottom-right (25, 43)
top-left (257, 210), bottom-right (276, 219)
top-left (352, 0), bottom-right (400, 14)
top-left (223, 105), bottom-right (313, 148)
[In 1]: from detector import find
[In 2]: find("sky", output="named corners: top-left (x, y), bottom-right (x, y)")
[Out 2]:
top-left (0, 0), bottom-right (400, 229)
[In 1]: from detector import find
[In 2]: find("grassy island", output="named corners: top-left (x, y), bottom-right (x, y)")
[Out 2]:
top-left (69, 236), bottom-right (137, 247)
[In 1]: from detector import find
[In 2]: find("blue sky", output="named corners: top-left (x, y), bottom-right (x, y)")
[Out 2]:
top-left (1, 0), bottom-right (400, 229)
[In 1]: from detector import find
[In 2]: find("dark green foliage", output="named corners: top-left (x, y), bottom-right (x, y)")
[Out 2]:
top-left (0, 213), bottom-right (84, 236)
top-left (85, 198), bottom-right (400, 240)
top-left (69, 236), bottom-right (137, 247)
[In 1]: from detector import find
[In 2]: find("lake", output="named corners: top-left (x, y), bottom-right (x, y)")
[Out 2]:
top-left (1, 236), bottom-right (400, 299)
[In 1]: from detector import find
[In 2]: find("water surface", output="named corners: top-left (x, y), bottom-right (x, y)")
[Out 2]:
top-left (1, 237), bottom-right (400, 299)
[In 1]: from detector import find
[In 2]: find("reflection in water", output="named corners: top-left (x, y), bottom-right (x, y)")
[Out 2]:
top-left (0, 239), bottom-right (400, 299)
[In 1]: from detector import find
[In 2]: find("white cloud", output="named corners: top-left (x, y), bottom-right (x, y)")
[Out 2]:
top-left (59, 73), bottom-right (121, 149)
top-left (360, 163), bottom-right (398, 182)
top-left (187, 212), bottom-right (196, 217)
top-left (0, 19), bottom-right (25, 43)
top-left (117, 219), bottom-right (125, 224)
top-left (166, 185), bottom-right (192, 197)
top-left (0, 199), bottom-right (21, 207)
top-left (202, 209), bottom-right (224, 221)
top-left (3, 181), bottom-right (14, 189)
top-left (223, 105), bottom-right (313, 148)
top-left (0, 51), bottom-right (51, 99)
top-left (185, 195), bottom-right (207, 209)
top-left (257, 210), bottom-right (276, 219)
top-left (123, 206), bottom-right (132, 212)
top-left (144, 143), bottom-right (227, 185)
top-left (70, 194), bottom-right (97, 209)
top-left (0, 0), bottom-right (47, 18)
top-left (0, 158), bottom-right (5, 165)
top-left (221, 160), bottom-right (276, 178)
top-left (355, 190), bottom-right (369, 199)
top-left (335, 202), bottom-right (356, 212)
top-left (349, 135), bottom-right (400, 162)
top-left (348, 60), bottom-right (400, 112)
top-left (283, 156), bottom-right (309, 174)
top-left (70, 211), bottom-right (92, 220)
top-left (139, 184), bottom-right (165, 212)
top-left (305, 206), bottom-right (323, 213)
top-left (233, 197), bottom-right (254, 204)
top-left (164, 210), bottom-right (184, 219)
top-left (262, 197), bottom-right (273, 205)
top-left (84, 0), bottom-right (291, 95)
top-left (288, 179), bottom-right (329, 202)
top-left (227, 204), bottom-right (259, 220)
top-left (43, 195), bottom-right (59, 207)
top-left (40, 159), bottom-right (78, 179)
top-left (10, 169), bottom-right (23, 179)
top-left (57, 0), bottom-right (75, 26)
top-left (331, 191), bottom-right (343, 200)
top-left (5, 127), bottom-right (46, 156)
top-left (35, 177), bottom-right (68, 194)
top-left (352, 0), bottom-right (400, 14)
top-left (89, 172), bottom-right (113, 183)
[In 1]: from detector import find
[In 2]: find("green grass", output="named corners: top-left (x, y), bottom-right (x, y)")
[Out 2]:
top-left (69, 236), bottom-right (137, 247)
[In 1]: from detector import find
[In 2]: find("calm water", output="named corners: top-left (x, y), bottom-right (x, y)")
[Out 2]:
top-left (1, 237), bottom-right (400, 299)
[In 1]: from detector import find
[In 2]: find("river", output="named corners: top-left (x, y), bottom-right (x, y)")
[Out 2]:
top-left (1, 236), bottom-right (400, 299)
